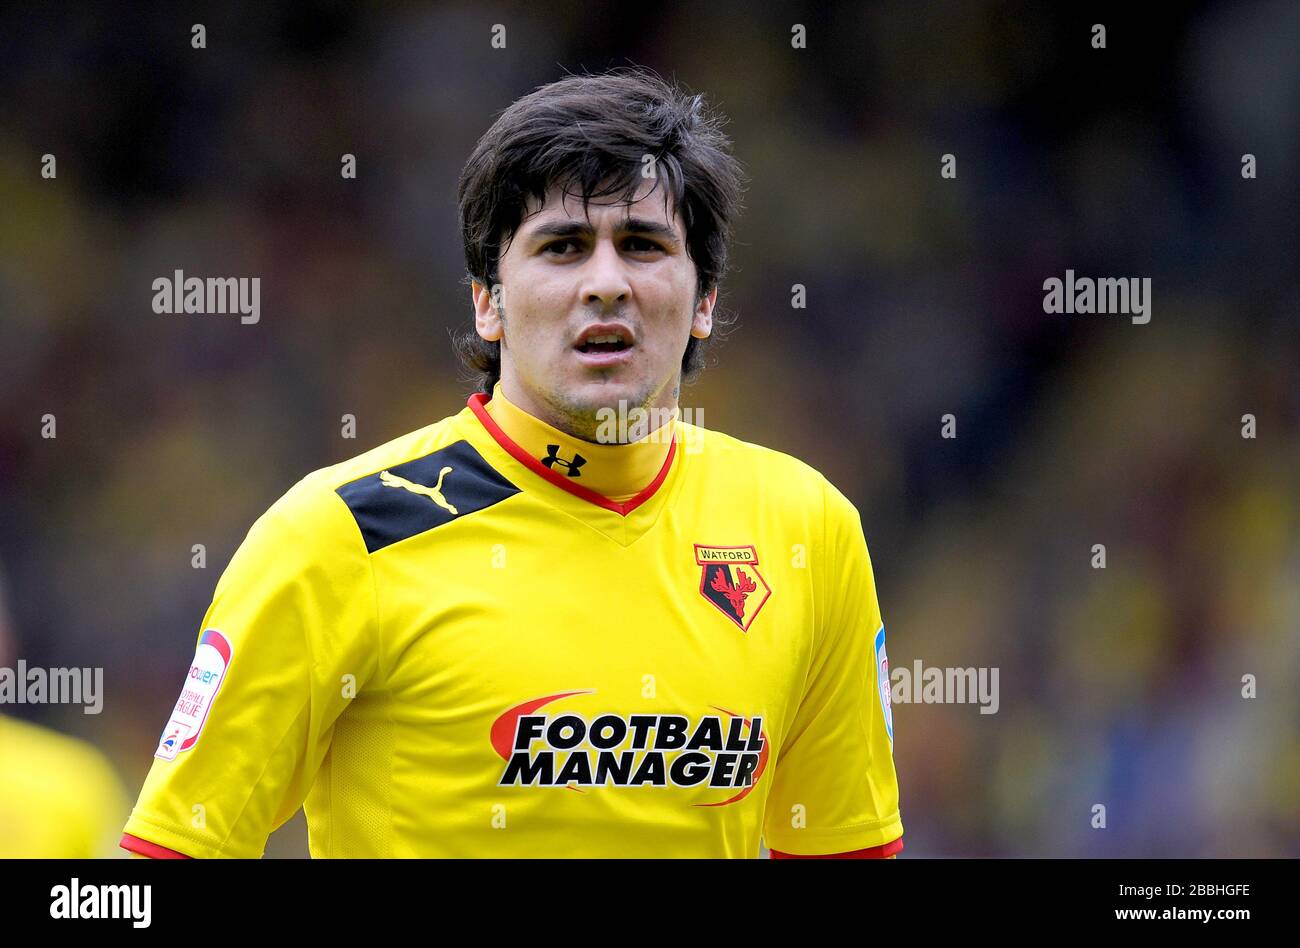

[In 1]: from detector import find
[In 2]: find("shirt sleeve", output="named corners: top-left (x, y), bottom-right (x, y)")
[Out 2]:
top-left (121, 477), bottom-right (380, 858)
top-left (761, 477), bottom-right (903, 856)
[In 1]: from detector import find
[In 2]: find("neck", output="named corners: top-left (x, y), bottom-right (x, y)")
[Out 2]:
top-left (484, 383), bottom-right (676, 502)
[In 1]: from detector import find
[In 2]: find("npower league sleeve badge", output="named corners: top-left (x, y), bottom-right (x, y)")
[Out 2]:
top-left (155, 628), bottom-right (232, 760)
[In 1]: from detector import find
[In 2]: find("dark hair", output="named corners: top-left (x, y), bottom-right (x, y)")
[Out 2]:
top-left (454, 67), bottom-right (747, 393)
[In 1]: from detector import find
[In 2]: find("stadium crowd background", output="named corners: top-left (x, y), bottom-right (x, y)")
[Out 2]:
top-left (0, 2), bottom-right (1295, 857)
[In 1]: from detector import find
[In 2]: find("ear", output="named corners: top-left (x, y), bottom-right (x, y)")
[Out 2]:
top-left (471, 280), bottom-right (504, 342)
top-left (690, 286), bottom-right (717, 339)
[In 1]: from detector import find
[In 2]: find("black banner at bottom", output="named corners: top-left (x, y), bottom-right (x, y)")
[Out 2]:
top-left (0, 857), bottom-right (1285, 936)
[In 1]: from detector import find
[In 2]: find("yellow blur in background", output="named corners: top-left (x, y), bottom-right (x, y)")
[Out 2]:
top-left (0, 714), bottom-right (129, 858)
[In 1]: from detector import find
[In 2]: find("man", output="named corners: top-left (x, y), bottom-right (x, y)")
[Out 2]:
top-left (122, 68), bottom-right (903, 858)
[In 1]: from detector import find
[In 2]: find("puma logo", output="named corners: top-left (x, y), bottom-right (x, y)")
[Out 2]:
top-left (379, 467), bottom-right (458, 515)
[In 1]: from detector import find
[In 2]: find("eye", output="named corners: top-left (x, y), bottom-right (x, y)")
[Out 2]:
top-left (543, 238), bottom-right (579, 256)
top-left (625, 236), bottom-right (662, 252)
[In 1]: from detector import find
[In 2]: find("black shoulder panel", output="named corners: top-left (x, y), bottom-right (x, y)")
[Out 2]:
top-left (336, 440), bottom-right (519, 553)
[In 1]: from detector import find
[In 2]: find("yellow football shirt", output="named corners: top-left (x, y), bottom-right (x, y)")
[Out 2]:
top-left (121, 392), bottom-right (903, 858)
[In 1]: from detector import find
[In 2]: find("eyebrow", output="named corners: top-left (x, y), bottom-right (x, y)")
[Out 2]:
top-left (527, 217), bottom-right (681, 246)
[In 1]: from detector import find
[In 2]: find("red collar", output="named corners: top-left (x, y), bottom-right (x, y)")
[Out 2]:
top-left (467, 392), bottom-right (677, 517)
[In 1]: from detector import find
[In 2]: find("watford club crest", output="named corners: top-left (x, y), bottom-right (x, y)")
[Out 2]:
top-left (694, 544), bottom-right (771, 632)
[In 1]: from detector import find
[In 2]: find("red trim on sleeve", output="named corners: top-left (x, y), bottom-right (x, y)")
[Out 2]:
top-left (466, 392), bottom-right (677, 517)
top-left (770, 836), bottom-right (903, 859)
top-left (120, 833), bottom-right (193, 859)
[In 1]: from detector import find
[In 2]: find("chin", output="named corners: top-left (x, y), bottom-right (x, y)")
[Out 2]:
top-left (563, 377), bottom-right (653, 413)
top-left (542, 373), bottom-right (658, 432)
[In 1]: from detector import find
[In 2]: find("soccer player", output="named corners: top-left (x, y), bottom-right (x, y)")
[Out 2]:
top-left (121, 68), bottom-right (903, 859)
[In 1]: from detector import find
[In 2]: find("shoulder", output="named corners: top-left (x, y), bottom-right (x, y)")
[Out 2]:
top-left (680, 421), bottom-right (857, 523)
top-left (295, 408), bottom-right (471, 504)
top-left (242, 407), bottom-right (476, 555)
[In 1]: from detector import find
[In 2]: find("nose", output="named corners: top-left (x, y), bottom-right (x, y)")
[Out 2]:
top-left (578, 236), bottom-right (631, 310)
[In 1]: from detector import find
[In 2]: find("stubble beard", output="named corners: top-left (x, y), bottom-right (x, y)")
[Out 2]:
top-left (539, 377), bottom-right (666, 444)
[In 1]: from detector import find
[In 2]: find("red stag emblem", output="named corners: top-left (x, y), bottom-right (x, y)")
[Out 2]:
top-left (711, 567), bottom-right (757, 619)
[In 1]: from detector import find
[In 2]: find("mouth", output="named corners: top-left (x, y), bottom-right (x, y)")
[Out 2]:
top-left (573, 323), bottom-right (636, 367)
